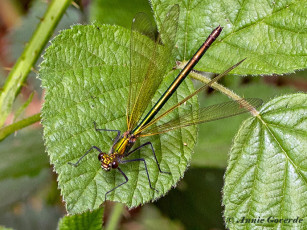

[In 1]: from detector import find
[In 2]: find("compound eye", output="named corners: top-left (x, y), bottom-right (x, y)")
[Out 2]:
top-left (98, 153), bottom-right (104, 161)
top-left (112, 161), bottom-right (119, 169)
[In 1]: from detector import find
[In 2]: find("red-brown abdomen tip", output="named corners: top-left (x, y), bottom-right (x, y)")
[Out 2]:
top-left (212, 25), bottom-right (223, 38)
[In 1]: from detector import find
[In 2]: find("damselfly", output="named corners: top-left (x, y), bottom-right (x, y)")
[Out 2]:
top-left (68, 5), bottom-right (262, 201)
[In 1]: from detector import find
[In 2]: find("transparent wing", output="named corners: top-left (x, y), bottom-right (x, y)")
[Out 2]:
top-left (136, 59), bottom-right (247, 134)
top-left (140, 98), bottom-right (263, 136)
top-left (127, 4), bottom-right (180, 131)
top-left (127, 12), bottom-right (156, 129)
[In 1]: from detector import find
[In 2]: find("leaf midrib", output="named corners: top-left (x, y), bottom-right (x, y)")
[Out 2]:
top-left (259, 115), bottom-right (307, 188)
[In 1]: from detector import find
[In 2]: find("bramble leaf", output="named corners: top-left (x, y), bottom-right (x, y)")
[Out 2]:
top-left (58, 208), bottom-right (103, 230)
top-left (152, 0), bottom-right (307, 75)
top-left (40, 24), bottom-right (197, 214)
top-left (223, 93), bottom-right (307, 229)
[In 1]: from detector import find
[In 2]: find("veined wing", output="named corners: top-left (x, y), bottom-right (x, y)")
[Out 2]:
top-left (136, 60), bottom-right (263, 136)
top-left (139, 98), bottom-right (263, 137)
top-left (137, 59), bottom-right (247, 134)
top-left (127, 5), bottom-right (180, 131)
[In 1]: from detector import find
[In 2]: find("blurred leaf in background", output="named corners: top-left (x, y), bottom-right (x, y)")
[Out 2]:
top-left (58, 207), bottom-right (103, 230)
top-left (0, 169), bottom-right (49, 211)
top-left (0, 129), bottom-right (48, 180)
top-left (90, 0), bottom-right (153, 29)
top-left (0, 129), bottom-right (64, 230)
top-left (122, 204), bottom-right (184, 230)
top-left (0, 194), bottom-right (64, 230)
top-left (155, 168), bottom-right (226, 230)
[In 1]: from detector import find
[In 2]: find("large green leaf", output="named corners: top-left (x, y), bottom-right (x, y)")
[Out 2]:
top-left (152, 0), bottom-right (307, 75)
top-left (57, 208), bottom-right (103, 230)
top-left (40, 24), bottom-right (197, 214)
top-left (223, 93), bottom-right (307, 229)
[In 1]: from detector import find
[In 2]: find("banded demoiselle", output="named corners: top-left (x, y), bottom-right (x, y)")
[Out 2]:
top-left (69, 5), bottom-right (262, 201)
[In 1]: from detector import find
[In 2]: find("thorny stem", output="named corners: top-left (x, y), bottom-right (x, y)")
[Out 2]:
top-left (0, 0), bottom-right (72, 127)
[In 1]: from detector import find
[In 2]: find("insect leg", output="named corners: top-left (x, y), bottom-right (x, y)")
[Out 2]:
top-left (68, 146), bottom-right (102, 167)
top-left (105, 167), bottom-right (128, 201)
top-left (93, 121), bottom-right (121, 141)
top-left (126, 142), bottom-right (171, 174)
top-left (120, 158), bottom-right (159, 193)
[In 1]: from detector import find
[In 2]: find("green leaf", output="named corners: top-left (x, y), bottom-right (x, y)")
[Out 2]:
top-left (223, 93), bottom-right (307, 229)
top-left (90, 0), bottom-right (153, 29)
top-left (0, 129), bottom-right (49, 180)
top-left (192, 80), bottom-right (296, 168)
top-left (58, 208), bottom-right (103, 230)
top-left (40, 24), bottom-right (197, 214)
top-left (151, 0), bottom-right (307, 75)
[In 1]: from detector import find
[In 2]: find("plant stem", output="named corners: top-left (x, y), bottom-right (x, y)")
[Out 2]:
top-left (105, 203), bottom-right (125, 230)
top-left (0, 113), bottom-right (41, 141)
top-left (192, 70), bottom-right (260, 117)
top-left (0, 0), bottom-right (72, 127)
